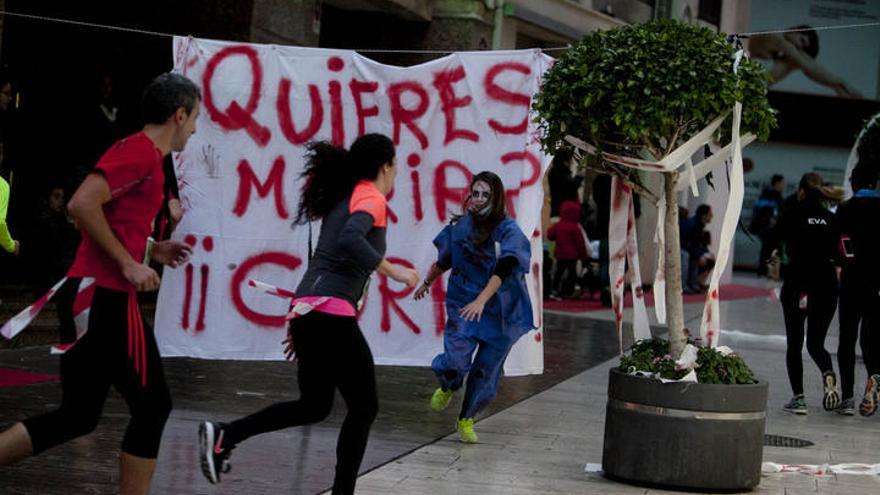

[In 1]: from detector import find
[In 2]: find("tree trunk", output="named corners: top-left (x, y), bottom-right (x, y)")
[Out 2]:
top-left (664, 172), bottom-right (686, 358)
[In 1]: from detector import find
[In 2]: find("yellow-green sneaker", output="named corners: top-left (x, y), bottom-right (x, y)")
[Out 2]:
top-left (430, 388), bottom-right (454, 412)
top-left (456, 418), bottom-right (478, 443)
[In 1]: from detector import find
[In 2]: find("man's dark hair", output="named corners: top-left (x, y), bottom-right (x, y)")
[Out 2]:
top-left (850, 165), bottom-right (878, 191)
top-left (771, 174), bottom-right (784, 186)
top-left (141, 73), bottom-right (201, 125)
top-left (695, 204), bottom-right (711, 219)
top-left (790, 25), bottom-right (819, 58)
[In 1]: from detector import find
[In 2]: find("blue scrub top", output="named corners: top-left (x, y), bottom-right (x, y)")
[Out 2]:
top-left (434, 214), bottom-right (535, 341)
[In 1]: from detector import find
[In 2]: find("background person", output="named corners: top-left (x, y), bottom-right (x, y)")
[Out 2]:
top-left (777, 172), bottom-right (843, 415)
top-left (835, 165), bottom-right (880, 416)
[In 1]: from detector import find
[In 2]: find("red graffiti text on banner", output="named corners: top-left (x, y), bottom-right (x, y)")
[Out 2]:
top-left (233, 157), bottom-right (290, 219)
top-left (202, 45), bottom-right (271, 146)
top-left (277, 79), bottom-right (323, 145)
top-left (432, 66), bottom-right (479, 146)
top-left (231, 252), bottom-right (302, 327)
top-left (433, 160), bottom-right (472, 223)
top-left (378, 257), bottom-right (420, 334)
top-left (387, 81), bottom-right (430, 150)
top-left (500, 150), bottom-right (541, 218)
top-left (484, 62), bottom-right (531, 135)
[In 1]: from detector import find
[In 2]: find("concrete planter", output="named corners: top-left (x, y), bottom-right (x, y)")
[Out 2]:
top-left (602, 368), bottom-right (768, 491)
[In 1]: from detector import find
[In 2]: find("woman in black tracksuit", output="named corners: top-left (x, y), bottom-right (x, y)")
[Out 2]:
top-left (777, 172), bottom-right (843, 415)
top-left (836, 165), bottom-right (880, 416)
top-left (198, 134), bottom-right (419, 495)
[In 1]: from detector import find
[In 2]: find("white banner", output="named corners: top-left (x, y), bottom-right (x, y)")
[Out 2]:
top-left (155, 37), bottom-right (551, 375)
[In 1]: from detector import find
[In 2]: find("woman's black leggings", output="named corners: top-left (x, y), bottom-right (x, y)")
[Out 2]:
top-left (553, 259), bottom-right (578, 296)
top-left (781, 274), bottom-right (838, 397)
top-left (837, 276), bottom-right (880, 400)
top-left (23, 286), bottom-right (172, 459)
top-left (223, 311), bottom-right (378, 495)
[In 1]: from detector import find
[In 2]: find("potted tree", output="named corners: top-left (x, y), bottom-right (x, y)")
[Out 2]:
top-left (533, 20), bottom-right (777, 490)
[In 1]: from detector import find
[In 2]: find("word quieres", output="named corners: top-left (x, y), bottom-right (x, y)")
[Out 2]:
top-left (196, 45), bottom-right (535, 149)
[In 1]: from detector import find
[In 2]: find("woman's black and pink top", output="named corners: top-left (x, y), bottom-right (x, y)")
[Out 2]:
top-left (292, 180), bottom-right (387, 316)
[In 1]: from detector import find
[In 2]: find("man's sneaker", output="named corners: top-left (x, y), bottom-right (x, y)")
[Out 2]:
top-left (783, 395), bottom-right (807, 415)
top-left (199, 421), bottom-right (233, 484)
top-left (834, 397), bottom-right (855, 416)
top-left (859, 374), bottom-right (880, 417)
top-left (456, 418), bottom-right (478, 443)
top-left (430, 388), bottom-right (454, 412)
top-left (822, 371), bottom-right (841, 411)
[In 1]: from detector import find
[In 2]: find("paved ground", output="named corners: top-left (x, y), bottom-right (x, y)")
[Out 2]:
top-left (354, 275), bottom-right (880, 494)
top-left (2, 274), bottom-right (879, 494)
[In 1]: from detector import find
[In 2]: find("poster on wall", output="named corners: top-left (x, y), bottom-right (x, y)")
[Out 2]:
top-left (749, 0), bottom-right (880, 100)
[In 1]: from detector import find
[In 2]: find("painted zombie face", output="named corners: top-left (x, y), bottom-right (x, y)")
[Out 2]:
top-left (469, 180), bottom-right (492, 214)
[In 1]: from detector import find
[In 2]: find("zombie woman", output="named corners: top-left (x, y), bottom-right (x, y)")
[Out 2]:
top-left (415, 171), bottom-right (534, 443)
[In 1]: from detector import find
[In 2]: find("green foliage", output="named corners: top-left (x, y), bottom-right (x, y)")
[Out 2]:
top-left (695, 346), bottom-right (756, 384)
top-left (620, 339), bottom-right (688, 381)
top-left (856, 113), bottom-right (880, 172)
top-left (619, 338), bottom-right (757, 385)
top-left (533, 20), bottom-right (777, 161)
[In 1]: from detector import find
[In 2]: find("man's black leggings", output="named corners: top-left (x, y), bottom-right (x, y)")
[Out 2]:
top-left (781, 272), bottom-right (838, 397)
top-left (223, 311), bottom-right (378, 495)
top-left (23, 286), bottom-right (172, 459)
top-left (837, 277), bottom-right (880, 400)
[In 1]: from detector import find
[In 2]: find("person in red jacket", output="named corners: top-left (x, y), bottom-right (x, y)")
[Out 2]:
top-left (548, 200), bottom-right (590, 299)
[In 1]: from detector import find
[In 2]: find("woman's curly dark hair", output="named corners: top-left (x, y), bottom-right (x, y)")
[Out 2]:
top-left (295, 133), bottom-right (395, 223)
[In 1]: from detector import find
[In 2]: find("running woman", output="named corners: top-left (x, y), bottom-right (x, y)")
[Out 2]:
top-left (835, 165), bottom-right (880, 416)
top-left (199, 134), bottom-right (419, 495)
top-left (777, 172), bottom-right (843, 415)
top-left (416, 171), bottom-right (534, 443)
top-left (0, 73), bottom-right (198, 495)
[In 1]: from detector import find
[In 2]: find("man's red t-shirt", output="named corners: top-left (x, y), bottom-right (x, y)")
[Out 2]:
top-left (67, 132), bottom-right (165, 292)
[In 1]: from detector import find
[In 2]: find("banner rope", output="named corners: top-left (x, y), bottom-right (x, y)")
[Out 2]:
top-left (739, 21), bottom-right (880, 37)
top-left (1, 9), bottom-right (878, 54)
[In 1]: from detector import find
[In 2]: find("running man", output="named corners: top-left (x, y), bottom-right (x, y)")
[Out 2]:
top-left (0, 73), bottom-right (199, 495)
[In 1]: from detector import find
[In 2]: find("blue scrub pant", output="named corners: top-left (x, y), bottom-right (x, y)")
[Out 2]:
top-left (432, 328), bottom-right (515, 419)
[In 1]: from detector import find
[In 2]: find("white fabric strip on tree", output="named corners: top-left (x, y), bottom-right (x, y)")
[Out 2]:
top-left (652, 197), bottom-right (667, 324)
top-left (699, 102), bottom-right (744, 347)
top-left (609, 177), bottom-right (651, 353)
top-left (674, 134), bottom-right (756, 192)
top-left (609, 177), bottom-right (630, 353)
top-left (685, 157), bottom-right (699, 196)
top-left (625, 193), bottom-right (652, 342)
